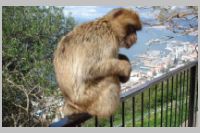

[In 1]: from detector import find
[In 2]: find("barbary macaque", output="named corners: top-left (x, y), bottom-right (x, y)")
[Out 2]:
top-left (53, 8), bottom-right (142, 118)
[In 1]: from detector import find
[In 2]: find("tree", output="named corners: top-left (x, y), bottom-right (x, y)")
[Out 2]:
top-left (2, 6), bottom-right (76, 127)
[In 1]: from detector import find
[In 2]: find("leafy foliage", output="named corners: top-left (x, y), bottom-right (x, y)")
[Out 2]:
top-left (2, 6), bottom-right (76, 126)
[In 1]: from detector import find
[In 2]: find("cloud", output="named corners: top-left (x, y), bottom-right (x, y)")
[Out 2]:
top-left (63, 6), bottom-right (152, 22)
top-left (63, 6), bottom-right (104, 20)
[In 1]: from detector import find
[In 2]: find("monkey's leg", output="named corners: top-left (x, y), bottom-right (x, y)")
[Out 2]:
top-left (88, 59), bottom-right (131, 81)
top-left (63, 79), bottom-right (119, 116)
top-left (68, 81), bottom-right (104, 108)
top-left (118, 53), bottom-right (131, 83)
top-left (63, 100), bottom-right (83, 116)
top-left (66, 59), bottom-right (130, 113)
top-left (86, 77), bottom-right (120, 118)
top-left (62, 85), bottom-right (104, 116)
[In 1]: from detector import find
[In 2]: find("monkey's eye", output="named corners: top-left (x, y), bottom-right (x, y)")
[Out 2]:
top-left (126, 24), bottom-right (136, 35)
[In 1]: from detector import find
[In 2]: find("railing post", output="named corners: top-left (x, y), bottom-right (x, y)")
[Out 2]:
top-left (188, 65), bottom-right (197, 127)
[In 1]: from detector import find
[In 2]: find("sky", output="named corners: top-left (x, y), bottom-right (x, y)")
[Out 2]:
top-left (62, 6), bottom-right (160, 23)
top-left (63, 6), bottom-right (119, 22)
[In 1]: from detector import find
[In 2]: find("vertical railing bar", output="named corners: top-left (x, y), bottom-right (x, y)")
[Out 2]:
top-left (141, 92), bottom-right (144, 127)
top-left (174, 74), bottom-right (178, 126)
top-left (109, 115), bottom-right (113, 127)
top-left (194, 76), bottom-right (198, 126)
top-left (161, 82), bottom-right (164, 127)
top-left (148, 88), bottom-right (151, 127)
top-left (132, 97), bottom-right (135, 127)
top-left (178, 72), bottom-right (182, 127)
top-left (181, 71), bottom-right (185, 126)
top-left (170, 76), bottom-right (174, 126)
top-left (185, 69), bottom-right (189, 127)
top-left (95, 116), bottom-right (98, 127)
top-left (166, 78), bottom-right (169, 127)
top-left (194, 66), bottom-right (198, 126)
top-left (154, 85), bottom-right (157, 127)
top-left (122, 101), bottom-right (125, 127)
top-left (188, 65), bottom-right (196, 127)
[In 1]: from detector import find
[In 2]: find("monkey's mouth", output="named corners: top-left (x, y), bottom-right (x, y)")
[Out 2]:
top-left (125, 44), bottom-right (131, 49)
top-left (125, 42), bottom-right (134, 49)
top-left (125, 36), bottom-right (137, 49)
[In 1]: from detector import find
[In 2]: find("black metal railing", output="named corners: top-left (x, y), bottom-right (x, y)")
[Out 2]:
top-left (49, 61), bottom-right (198, 127)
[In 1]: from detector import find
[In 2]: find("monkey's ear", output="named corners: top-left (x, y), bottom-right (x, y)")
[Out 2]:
top-left (107, 8), bottom-right (125, 18)
top-left (112, 9), bottom-right (124, 18)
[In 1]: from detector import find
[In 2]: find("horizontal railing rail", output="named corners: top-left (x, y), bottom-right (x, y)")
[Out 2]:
top-left (49, 60), bottom-right (198, 127)
top-left (120, 60), bottom-right (198, 100)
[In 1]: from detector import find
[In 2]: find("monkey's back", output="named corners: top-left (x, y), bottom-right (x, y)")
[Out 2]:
top-left (53, 20), bottom-right (119, 93)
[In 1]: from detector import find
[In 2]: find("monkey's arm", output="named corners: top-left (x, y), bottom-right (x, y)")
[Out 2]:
top-left (87, 58), bottom-right (131, 81)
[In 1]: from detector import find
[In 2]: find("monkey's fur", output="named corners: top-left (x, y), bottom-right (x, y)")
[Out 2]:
top-left (53, 8), bottom-right (142, 118)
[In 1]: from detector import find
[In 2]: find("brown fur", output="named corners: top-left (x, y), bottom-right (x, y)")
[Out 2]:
top-left (53, 8), bottom-right (142, 118)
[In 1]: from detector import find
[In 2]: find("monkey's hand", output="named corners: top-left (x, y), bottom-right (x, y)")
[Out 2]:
top-left (119, 76), bottom-right (130, 83)
top-left (118, 54), bottom-right (131, 83)
top-left (118, 60), bottom-right (132, 83)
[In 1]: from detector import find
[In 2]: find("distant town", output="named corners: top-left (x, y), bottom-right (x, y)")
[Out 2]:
top-left (121, 41), bottom-right (198, 94)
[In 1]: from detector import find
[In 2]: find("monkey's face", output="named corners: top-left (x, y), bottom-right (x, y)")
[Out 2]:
top-left (108, 8), bottom-right (142, 49)
top-left (120, 15), bottom-right (142, 49)
top-left (122, 24), bottom-right (139, 48)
